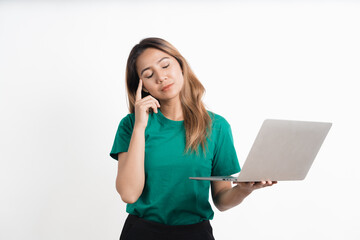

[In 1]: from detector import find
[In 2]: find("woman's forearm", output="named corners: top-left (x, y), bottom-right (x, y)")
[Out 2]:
top-left (116, 126), bottom-right (146, 203)
top-left (214, 185), bottom-right (253, 212)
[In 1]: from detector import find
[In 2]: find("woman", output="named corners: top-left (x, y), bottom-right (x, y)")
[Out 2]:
top-left (110, 37), bottom-right (276, 240)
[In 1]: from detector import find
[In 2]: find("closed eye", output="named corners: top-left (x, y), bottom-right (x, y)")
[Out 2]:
top-left (146, 73), bottom-right (153, 79)
top-left (163, 64), bottom-right (170, 69)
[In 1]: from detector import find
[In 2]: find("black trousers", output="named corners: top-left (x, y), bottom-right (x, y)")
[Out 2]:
top-left (119, 214), bottom-right (216, 240)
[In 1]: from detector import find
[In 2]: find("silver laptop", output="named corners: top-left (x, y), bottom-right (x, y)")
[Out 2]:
top-left (189, 119), bottom-right (332, 182)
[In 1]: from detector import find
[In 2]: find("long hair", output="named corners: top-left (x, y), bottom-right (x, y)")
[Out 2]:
top-left (125, 37), bottom-right (212, 154)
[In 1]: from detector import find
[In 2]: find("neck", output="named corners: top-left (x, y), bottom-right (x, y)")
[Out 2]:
top-left (159, 97), bottom-right (183, 121)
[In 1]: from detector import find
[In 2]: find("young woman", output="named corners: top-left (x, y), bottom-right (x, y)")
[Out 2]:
top-left (110, 37), bottom-right (276, 240)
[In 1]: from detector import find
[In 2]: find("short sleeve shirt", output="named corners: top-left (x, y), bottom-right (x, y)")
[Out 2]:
top-left (110, 109), bottom-right (241, 225)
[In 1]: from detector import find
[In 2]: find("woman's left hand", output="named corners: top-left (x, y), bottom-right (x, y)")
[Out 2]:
top-left (233, 181), bottom-right (277, 194)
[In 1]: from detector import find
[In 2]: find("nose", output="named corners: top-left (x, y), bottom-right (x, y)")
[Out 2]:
top-left (156, 70), bottom-right (167, 83)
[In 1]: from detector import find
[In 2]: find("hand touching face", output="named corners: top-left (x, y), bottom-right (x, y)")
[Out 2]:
top-left (136, 48), bottom-right (184, 102)
top-left (133, 79), bottom-right (161, 130)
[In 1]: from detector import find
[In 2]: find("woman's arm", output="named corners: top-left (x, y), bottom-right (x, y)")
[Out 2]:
top-left (115, 80), bottom-right (160, 204)
top-left (211, 180), bottom-right (276, 211)
top-left (116, 126), bottom-right (146, 204)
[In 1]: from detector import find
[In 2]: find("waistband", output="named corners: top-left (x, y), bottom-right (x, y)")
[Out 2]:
top-left (126, 214), bottom-right (210, 233)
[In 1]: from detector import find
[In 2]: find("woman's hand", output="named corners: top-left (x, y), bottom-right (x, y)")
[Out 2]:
top-left (233, 181), bottom-right (277, 194)
top-left (134, 79), bottom-right (161, 130)
top-left (212, 180), bottom-right (278, 211)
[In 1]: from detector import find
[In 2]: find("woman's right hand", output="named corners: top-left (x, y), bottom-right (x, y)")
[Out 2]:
top-left (134, 79), bottom-right (161, 130)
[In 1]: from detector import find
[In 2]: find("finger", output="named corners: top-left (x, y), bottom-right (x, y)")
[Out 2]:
top-left (233, 181), bottom-right (247, 187)
top-left (252, 181), bottom-right (265, 188)
top-left (262, 181), bottom-right (276, 187)
top-left (150, 102), bottom-right (158, 113)
top-left (142, 102), bottom-right (158, 114)
top-left (246, 182), bottom-right (255, 187)
top-left (143, 95), bottom-right (161, 108)
top-left (136, 79), bottom-right (142, 101)
top-left (269, 181), bottom-right (278, 186)
top-left (140, 96), bottom-right (161, 109)
top-left (139, 96), bottom-right (159, 107)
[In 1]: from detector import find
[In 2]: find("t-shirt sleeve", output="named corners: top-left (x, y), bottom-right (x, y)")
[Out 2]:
top-left (109, 114), bottom-right (135, 160)
top-left (212, 117), bottom-right (241, 176)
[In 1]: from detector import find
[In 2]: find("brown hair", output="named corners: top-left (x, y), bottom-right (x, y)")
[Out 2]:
top-left (125, 37), bottom-right (212, 154)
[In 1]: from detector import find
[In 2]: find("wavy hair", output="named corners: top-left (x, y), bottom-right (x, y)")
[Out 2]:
top-left (125, 37), bottom-right (212, 154)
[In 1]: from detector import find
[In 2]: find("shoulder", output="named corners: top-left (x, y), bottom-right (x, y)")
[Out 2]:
top-left (207, 110), bottom-right (231, 129)
top-left (118, 113), bottom-right (135, 128)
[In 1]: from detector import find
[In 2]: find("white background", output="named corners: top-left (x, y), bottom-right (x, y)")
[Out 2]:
top-left (1, 1), bottom-right (359, 239)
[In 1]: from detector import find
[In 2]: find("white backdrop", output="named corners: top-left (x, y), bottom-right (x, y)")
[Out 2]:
top-left (1, 1), bottom-right (359, 239)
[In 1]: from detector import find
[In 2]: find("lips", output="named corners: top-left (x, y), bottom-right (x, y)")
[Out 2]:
top-left (161, 83), bottom-right (173, 91)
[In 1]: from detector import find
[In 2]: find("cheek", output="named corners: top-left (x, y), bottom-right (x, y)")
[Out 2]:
top-left (178, 71), bottom-right (184, 84)
top-left (171, 67), bottom-right (183, 81)
top-left (142, 82), bottom-right (153, 92)
top-left (178, 74), bottom-right (184, 85)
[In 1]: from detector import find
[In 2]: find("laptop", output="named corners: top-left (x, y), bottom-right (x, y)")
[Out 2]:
top-left (189, 119), bottom-right (332, 182)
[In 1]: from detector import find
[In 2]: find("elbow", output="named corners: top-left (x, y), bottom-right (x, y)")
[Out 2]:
top-left (218, 207), bottom-right (228, 212)
top-left (215, 203), bottom-right (230, 212)
top-left (214, 199), bottom-right (242, 212)
top-left (120, 194), bottom-right (139, 204)
top-left (213, 195), bottom-right (230, 212)
top-left (116, 185), bottom-right (141, 204)
top-left (115, 177), bottom-right (144, 204)
top-left (213, 199), bottom-right (226, 212)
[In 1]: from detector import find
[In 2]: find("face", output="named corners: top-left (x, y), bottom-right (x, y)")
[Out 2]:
top-left (136, 48), bottom-right (184, 101)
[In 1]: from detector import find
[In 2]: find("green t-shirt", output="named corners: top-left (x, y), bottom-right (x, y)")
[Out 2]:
top-left (110, 109), bottom-right (240, 225)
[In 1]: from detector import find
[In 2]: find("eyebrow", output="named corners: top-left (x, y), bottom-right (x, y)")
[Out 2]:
top-left (140, 57), bottom-right (170, 76)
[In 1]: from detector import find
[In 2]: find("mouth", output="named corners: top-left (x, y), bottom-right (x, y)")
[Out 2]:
top-left (161, 83), bottom-right (174, 91)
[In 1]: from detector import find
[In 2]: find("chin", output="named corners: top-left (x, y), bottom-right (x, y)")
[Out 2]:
top-left (158, 92), bottom-right (180, 101)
